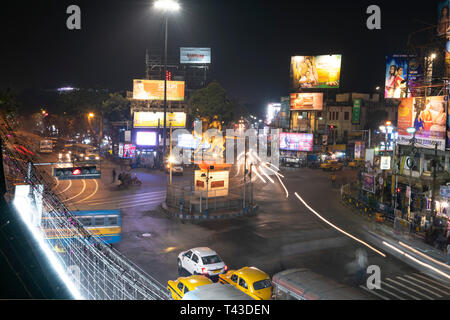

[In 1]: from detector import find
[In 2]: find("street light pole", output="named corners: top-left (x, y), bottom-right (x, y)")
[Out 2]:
top-left (163, 15), bottom-right (168, 158)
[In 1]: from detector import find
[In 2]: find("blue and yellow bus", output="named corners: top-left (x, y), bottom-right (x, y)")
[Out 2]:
top-left (42, 210), bottom-right (121, 248)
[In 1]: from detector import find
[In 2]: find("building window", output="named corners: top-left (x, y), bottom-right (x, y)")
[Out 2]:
top-left (344, 112), bottom-right (349, 120)
top-left (335, 112), bottom-right (339, 121)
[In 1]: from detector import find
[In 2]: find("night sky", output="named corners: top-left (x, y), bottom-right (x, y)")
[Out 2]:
top-left (0, 0), bottom-right (438, 115)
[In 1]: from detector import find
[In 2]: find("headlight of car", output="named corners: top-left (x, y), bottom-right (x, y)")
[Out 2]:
top-left (58, 153), bottom-right (62, 158)
top-left (85, 157), bottom-right (89, 160)
top-left (95, 156), bottom-right (100, 160)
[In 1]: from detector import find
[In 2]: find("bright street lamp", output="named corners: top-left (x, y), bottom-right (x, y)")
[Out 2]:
top-left (154, 0), bottom-right (180, 11)
top-left (88, 113), bottom-right (94, 119)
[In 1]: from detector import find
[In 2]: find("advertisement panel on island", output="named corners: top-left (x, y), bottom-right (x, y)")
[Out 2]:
top-left (397, 96), bottom-right (447, 151)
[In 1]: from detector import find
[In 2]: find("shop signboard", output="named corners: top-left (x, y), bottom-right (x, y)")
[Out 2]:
top-left (354, 141), bottom-right (365, 159)
top-left (352, 99), bottom-right (361, 124)
top-left (380, 156), bottom-right (391, 170)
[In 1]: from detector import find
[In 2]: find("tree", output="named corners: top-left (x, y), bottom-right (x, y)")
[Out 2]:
top-left (365, 109), bottom-right (389, 131)
top-left (100, 93), bottom-right (130, 137)
top-left (0, 89), bottom-right (20, 127)
top-left (188, 81), bottom-right (233, 126)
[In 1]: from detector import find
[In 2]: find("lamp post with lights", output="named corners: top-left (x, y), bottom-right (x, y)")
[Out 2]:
top-left (153, 0), bottom-right (180, 161)
top-left (405, 126), bottom-right (417, 220)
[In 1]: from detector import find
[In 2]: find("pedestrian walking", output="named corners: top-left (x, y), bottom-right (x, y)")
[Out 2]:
top-left (112, 168), bottom-right (116, 183)
top-left (447, 242), bottom-right (450, 265)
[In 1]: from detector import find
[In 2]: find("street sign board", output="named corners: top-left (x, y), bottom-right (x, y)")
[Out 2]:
top-left (380, 156), bottom-right (391, 170)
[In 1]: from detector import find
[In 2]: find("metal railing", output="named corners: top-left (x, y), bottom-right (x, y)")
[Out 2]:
top-left (0, 117), bottom-right (170, 300)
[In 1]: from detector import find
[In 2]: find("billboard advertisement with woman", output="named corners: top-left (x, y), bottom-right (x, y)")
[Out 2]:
top-left (385, 55), bottom-right (408, 99)
top-left (437, 0), bottom-right (450, 37)
top-left (397, 96), bottom-right (447, 150)
top-left (290, 55), bottom-right (341, 90)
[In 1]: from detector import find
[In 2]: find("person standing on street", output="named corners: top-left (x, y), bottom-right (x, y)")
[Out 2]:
top-left (112, 168), bottom-right (116, 183)
top-left (447, 241), bottom-right (450, 265)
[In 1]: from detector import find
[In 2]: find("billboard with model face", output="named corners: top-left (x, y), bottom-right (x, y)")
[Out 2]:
top-left (397, 96), bottom-right (447, 151)
top-left (290, 55), bottom-right (341, 90)
top-left (290, 93), bottom-right (323, 111)
top-left (133, 79), bottom-right (185, 101)
top-left (279, 133), bottom-right (313, 152)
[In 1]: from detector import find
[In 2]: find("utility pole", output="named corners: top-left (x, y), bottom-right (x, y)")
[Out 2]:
top-left (430, 143), bottom-right (438, 218)
top-left (243, 144), bottom-right (247, 209)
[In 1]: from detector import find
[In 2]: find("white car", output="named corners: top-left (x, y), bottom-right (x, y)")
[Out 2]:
top-left (178, 247), bottom-right (228, 279)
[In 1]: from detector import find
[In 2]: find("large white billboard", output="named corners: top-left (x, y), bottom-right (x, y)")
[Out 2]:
top-left (180, 47), bottom-right (211, 64)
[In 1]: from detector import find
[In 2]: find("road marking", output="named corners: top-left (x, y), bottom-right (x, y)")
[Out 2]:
top-left (294, 192), bottom-right (386, 257)
top-left (359, 285), bottom-right (390, 300)
top-left (404, 275), bottom-right (449, 295)
top-left (381, 281), bottom-right (420, 300)
top-left (62, 179), bottom-right (86, 202)
top-left (82, 190), bottom-right (166, 204)
top-left (112, 198), bottom-right (165, 209)
top-left (84, 192), bottom-right (166, 206)
top-left (385, 278), bottom-right (433, 300)
top-left (55, 180), bottom-right (72, 195)
top-left (413, 273), bottom-right (450, 290)
top-left (376, 286), bottom-right (406, 300)
top-left (395, 276), bottom-right (442, 298)
top-left (74, 179), bottom-right (98, 203)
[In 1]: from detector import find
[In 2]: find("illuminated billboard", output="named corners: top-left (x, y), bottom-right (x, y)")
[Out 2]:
top-left (385, 55), bottom-right (423, 99)
top-left (290, 93), bottom-right (323, 111)
top-left (118, 143), bottom-right (136, 159)
top-left (279, 133), bottom-right (313, 152)
top-left (437, 0), bottom-right (449, 37)
top-left (136, 131), bottom-right (157, 146)
top-left (133, 79), bottom-right (185, 101)
top-left (397, 96), bottom-right (447, 151)
top-left (180, 48), bottom-right (211, 64)
top-left (177, 134), bottom-right (210, 149)
top-left (133, 112), bottom-right (186, 128)
top-left (290, 55), bottom-right (341, 90)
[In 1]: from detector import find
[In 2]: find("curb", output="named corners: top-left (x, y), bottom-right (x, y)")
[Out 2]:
top-left (160, 204), bottom-right (259, 221)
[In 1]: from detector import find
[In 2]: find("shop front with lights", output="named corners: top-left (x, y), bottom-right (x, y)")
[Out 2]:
top-left (132, 129), bottom-right (160, 168)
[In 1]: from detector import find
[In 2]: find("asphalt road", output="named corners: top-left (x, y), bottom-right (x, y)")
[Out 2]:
top-left (40, 149), bottom-right (450, 300)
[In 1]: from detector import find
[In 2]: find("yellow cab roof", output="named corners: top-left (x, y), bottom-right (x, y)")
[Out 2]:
top-left (235, 267), bottom-right (269, 282)
top-left (181, 275), bottom-right (213, 290)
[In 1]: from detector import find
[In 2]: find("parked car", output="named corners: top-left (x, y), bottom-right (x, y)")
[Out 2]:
top-left (218, 266), bottom-right (272, 300)
top-left (320, 160), bottom-right (343, 171)
top-left (178, 247), bottom-right (228, 280)
top-left (182, 282), bottom-right (253, 300)
top-left (167, 275), bottom-right (213, 300)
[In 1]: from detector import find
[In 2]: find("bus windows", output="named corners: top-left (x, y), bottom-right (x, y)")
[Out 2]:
top-left (107, 216), bottom-right (118, 226)
top-left (94, 216), bottom-right (105, 227)
top-left (78, 217), bottom-right (93, 226)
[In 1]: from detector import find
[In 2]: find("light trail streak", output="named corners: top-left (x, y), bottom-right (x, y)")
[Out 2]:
top-left (398, 242), bottom-right (450, 271)
top-left (253, 166), bottom-right (266, 183)
top-left (260, 166), bottom-right (275, 183)
top-left (275, 172), bottom-right (289, 198)
top-left (383, 241), bottom-right (450, 280)
top-left (294, 192), bottom-right (386, 257)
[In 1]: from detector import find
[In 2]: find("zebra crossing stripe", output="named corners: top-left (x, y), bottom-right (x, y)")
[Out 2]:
top-left (359, 285), bottom-right (390, 300)
top-left (413, 273), bottom-right (450, 291)
top-left (386, 278), bottom-right (433, 300)
top-left (395, 276), bottom-right (442, 298)
top-left (404, 275), bottom-right (449, 295)
top-left (376, 286), bottom-right (406, 300)
top-left (381, 281), bottom-right (420, 300)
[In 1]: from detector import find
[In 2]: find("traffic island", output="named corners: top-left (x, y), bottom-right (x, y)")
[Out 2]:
top-left (160, 201), bottom-right (259, 221)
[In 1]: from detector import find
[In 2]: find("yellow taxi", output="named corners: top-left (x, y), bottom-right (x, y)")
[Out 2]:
top-left (320, 160), bottom-right (344, 171)
top-left (167, 275), bottom-right (213, 300)
top-left (218, 267), bottom-right (272, 300)
top-left (348, 159), bottom-right (365, 169)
